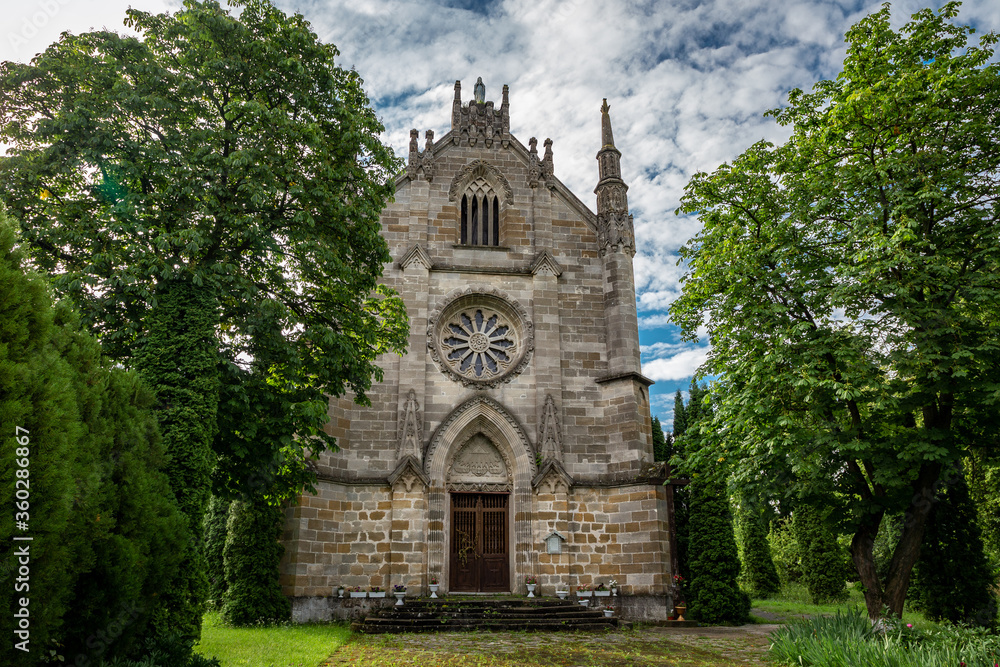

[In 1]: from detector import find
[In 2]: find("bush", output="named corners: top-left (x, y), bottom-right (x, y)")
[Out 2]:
top-left (0, 213), bottom-right (186, 666)
top-left (221, 499), bottom-right (290, 626)
top-left (736, 496), bottom-right (781, 599)
top-left (908, 469), bottom-right (997, 627)
top-left (768, 517), bottom-right (803, 585)
top-left (100, 633), bottom-right (221, 667)
top-left (203, 496), bottom-right (231, 610)
top-left (792, 505), bottom-right (848, 604)
top-left (687, 475), bottom-right (751, 624)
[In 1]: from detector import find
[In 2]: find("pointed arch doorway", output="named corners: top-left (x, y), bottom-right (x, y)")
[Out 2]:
top-left (447, 433), bottom-right (511, 592)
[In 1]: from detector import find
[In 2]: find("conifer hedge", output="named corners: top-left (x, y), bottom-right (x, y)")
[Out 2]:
top-left (792, 505), bottom-right (848, 604)
top-left (909, 470), bottom-right (997, 627)
top-left (736, 496), bottom-right (781, 599)
top-left (687, 475), bottom-right (751, 624)
top-left (221, 499), bottom-right (291, 626)
top-left (0, 214), bottom-right (186, 665)
top-left (203, 496), bottom-right (231, 609)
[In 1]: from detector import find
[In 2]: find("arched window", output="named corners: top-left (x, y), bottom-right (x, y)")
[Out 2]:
top-left (460, 178), bottom-right (501, 247)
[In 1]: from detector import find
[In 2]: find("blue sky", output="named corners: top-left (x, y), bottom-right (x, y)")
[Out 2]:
top-left (4, 0), bottom-right (999, 426)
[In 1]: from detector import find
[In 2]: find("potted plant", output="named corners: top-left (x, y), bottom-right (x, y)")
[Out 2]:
top-left (393, 584), bottom-right (406, 606)
top-left (555, 588), bottom-right (569, 600)
top-left (369, 586), bottom-right (386, 599)
top-left (603, 604), bottom-right (614, 618)
top-left (337, 585), bottom-right (345, 598)
top-left (672, 574), bottom-right (687, 619)
top-left (608, 579), bottom-right (618, 596)
top-left (594, 582), bottom-right (611, 597)
top-left (577, 583), bottom-right (593, 598)
top-left (525, 575), bottom-right (537, 598)
top-left (349, 586), bottom-right (366, 599)
top-left (429, 576), bottom-right (440, 598)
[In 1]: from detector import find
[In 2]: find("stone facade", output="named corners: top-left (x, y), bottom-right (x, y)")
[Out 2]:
top-left (280, 79), bottom-right (674, 622)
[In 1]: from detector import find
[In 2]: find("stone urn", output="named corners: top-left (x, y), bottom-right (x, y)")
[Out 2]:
top-left (556, 590), bottom-right (569, 600)
top-left (429, 584), bottom-right (439, 598)
top-left (526, 583), bottom-right (536, 598)
top-left (394, 592), bottom-right (405, 606)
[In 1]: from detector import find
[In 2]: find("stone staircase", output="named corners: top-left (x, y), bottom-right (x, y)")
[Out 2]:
top-left (353, 597), bottom-right (620, 633)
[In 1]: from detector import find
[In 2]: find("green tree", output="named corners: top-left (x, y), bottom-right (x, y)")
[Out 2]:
top-left (0, 213), bottom-right (186, 665)
top-left (671, 3), bottom-right (1000, 619)
top-left (0, 0), bottom-right (408, 636)
top-left (767, 517), bottom-right (802, 586)
top-left (792, 505), bottom-right (848, 604)
top-left (652, 416), bottom-right (668, 461)
top-left (203, 496), bottom-right (231, 609)
top-left (736, 495), bottom-right (781, 599)
top-left (908, 467), bottom-right (997, 627)
top-left (687, 475), bottom-right (751, 624)
top-left (221, 498), bottom-right (290, 626)
top-left (672, 390), bottom-right (687, 438)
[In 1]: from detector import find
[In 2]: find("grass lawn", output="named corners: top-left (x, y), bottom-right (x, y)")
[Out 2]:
top-left (752, 582), bottom-right (931, 628)
top-left (194, 612), bottom-right (351, 667)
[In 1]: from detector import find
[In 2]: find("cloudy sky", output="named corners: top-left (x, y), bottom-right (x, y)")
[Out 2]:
top-left (4, 0), bottom-right (999, 425)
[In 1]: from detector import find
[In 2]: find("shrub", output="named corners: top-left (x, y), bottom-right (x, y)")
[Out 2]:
top-left (908, 469), bottom-right (997, 627)
top-left (0, 214), bottom-right (188, 665)
top-left (736, 495), bottom-right (781, 599)
top-left (768, 517), bottom-right (802, 585)
top-left (221, 499), bottom-right (290, 626)
top-left (792, 505), bottom-right (848, 604)
top-left (203, 496), bottom-right (231, 610)
top-left (687, 474), bottom-right (751, 624)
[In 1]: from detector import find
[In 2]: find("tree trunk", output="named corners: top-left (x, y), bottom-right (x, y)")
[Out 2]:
top-left (852, 461), bottom-right (942, 620)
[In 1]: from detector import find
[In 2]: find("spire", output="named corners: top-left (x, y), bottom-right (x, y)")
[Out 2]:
top-left (601, 98), bottom-right (615, 148)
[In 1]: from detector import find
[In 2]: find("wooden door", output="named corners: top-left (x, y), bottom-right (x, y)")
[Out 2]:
top-left (450, 493), bottom-right (509, 592)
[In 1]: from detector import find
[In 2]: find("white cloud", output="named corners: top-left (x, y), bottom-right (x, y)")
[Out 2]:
top-left (642, 346), bottom-right (710, 382)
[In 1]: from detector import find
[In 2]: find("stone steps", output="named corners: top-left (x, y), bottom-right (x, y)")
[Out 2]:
top-left (354, 597), bottom-right (620, 634)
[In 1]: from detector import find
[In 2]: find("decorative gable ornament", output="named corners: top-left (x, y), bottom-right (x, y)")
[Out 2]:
top-left (544, 531), bottom-right (567, 555)
top-left (397, 389), bottom-right (423, 462)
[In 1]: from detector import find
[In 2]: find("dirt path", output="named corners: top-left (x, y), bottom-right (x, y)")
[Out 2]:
top-left (323, 624), bottom-right (780, 666)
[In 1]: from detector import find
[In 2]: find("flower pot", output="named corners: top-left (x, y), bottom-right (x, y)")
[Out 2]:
top-left (594, 590), bottom-right (611, 597)
top-left (603, 609), bottom-right (613, 618)
top-left (578, 599), bottom-right (589, 607)
top-left (526, 583), bottom-right (536, 598)
top-left (369, 591), bottom-right (386, 598)
top-left (675, 604), bottom-right (686, 621)
top-left (611, 588), bottom-right (617, 597)
top-left (556, 591), bottom-right (568, 600)
top-left (350, 592), bottom-right (367, 599)
top-left (429, 584), bottom-right (439, 599)
top-left (394, 592), bottom-right (405, 606)
top-left (578, 591), bottom-right (593, 598)
top-left (337, 588), bottom-right (345, 598)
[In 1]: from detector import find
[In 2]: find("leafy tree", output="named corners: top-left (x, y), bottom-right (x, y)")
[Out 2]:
top-left (221, 498), bottom-right (290, 626)
top-left (203, 496), bottom-right (231, 609)
top-left (0, 0), bottom-right (408, 636)
top-left (965, 450), bottom-right (1000, 577)
top-left (671, 3), bottom-right (1000, 619)
top-left (0, 213), bottom-right (186, 665)
top-left (908, 467), bottom-right (997, 627)
top-left (736, 495), bottom-right (781, 599)
top-left (792, 505), bottom-right (848, 604)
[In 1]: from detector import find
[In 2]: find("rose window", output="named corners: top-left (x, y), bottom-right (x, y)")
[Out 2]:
top-left (429, 289), bottom-right (533, 388)
top-left (442, 309), bottom-right (517, 380)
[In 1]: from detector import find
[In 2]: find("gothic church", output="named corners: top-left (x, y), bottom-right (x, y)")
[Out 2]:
top-left (280, 78), bottom-right (676, 621)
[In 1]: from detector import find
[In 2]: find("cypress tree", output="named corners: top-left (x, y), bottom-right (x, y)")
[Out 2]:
top-left (137, 279), bottom-right (219, 641)
top-left (221, 498), bottom-right (291, 626)
top-left (736, 495), bottom-right (781, 599)
top-left (908, 469), bottom-right (997, 626)
top-left (203, 496), bottom-right (231, 609)
top-left (672, 390), bottom-right (687, 438)
top-left (687, 474), bottom-right (751, 624)
top-left (792, 505), bottom-right (848, 604)
top-left (652, 416), bottom-right (667, 462)
top-left (0, 214), bottom-right (185, 665)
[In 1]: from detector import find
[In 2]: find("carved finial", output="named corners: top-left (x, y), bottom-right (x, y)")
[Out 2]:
top-left (424, 130), bottom-right (434, 153)
top-left (454, 80), bottom-right (462, 100)
top-left (501, 84), bottom-right (509, 108)
top-left (398, 390), bottom-right (422, 462)
top-left (474, 77), bottom-right (486, 104)
top-left (409, 129), bottom-right (419, 154)
top-left (529, 137), bottom-right (538, 155)
top-left (601, 99), bottom-right (615, 148)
